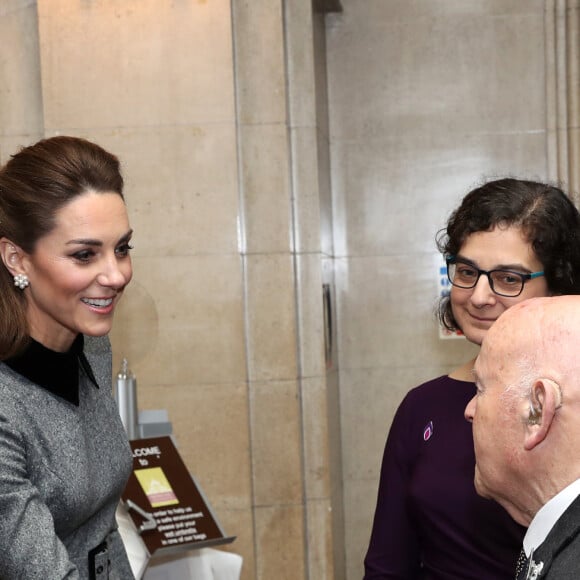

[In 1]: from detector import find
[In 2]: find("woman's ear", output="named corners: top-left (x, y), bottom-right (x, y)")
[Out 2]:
top-left (0, 238), bottom-right (25, 276)
top-left (524, 378), bottom-right (562, 451)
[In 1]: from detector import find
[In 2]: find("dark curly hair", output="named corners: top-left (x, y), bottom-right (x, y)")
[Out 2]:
top-left (436, 178), bottom-right (580, 332)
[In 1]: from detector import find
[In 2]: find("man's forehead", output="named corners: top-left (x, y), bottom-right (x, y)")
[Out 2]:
top-left (474, 345), bottom-right (501, 382)
top-left (473, 356), bottom-right (485, 384)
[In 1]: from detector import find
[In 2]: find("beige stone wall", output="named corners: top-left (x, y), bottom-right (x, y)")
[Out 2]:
top-left (0, 1), bottom-right (44, 161)
top-left (326, 1), bottom-right (550, 579)
top-left (0, 1), bottom-right (337, 579)
top-left (2, 2), bottom-right (565, 580)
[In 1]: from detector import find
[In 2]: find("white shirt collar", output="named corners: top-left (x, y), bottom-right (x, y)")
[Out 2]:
top-left (523, 478), bottom-right (580, 556)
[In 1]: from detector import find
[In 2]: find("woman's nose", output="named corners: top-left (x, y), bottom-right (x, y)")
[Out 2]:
top-left (97, 257), bottom-right (132, 289)
top-left (469, 274), bottom-right (497, 306)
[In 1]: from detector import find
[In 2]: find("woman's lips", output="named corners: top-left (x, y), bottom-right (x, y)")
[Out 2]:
top-left (468, 312), bottom-right (496, 323)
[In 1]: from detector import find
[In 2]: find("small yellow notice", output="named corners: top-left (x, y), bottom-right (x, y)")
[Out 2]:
top-left (135, 467), bottom-right (179, 508)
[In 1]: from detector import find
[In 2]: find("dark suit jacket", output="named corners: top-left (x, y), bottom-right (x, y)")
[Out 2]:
top-left (523, 493), bottom-right (580, 579)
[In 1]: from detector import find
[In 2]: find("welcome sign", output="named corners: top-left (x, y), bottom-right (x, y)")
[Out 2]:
top-left (122, 436), bottom-right (235, 556)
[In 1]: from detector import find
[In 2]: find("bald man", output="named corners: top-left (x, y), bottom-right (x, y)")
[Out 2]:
top-left (464, 295), bottom-right (580, 580)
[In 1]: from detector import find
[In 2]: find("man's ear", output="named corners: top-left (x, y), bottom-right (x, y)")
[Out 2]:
top-left (0, 238), bottom-right (26, 276)
top-left (524, 378), bottom-right (562, 451)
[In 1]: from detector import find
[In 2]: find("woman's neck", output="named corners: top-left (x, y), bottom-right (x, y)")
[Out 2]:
top-left (449, 357), bottom-right (477, 382)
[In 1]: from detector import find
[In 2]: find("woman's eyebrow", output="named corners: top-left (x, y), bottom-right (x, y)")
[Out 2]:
top-left (66, 229), bottom-right (133, 247)
top-left (455, 254), bottom-right (533, 272)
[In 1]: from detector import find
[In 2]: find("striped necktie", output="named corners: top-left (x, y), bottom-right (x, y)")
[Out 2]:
top-left (515, 547), bottom-right (528, 579)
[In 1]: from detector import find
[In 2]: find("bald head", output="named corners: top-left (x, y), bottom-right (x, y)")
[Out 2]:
top-left (480, 295), bottom-right (580, 388)
top-left (466, 295), bottom-right (580, 525)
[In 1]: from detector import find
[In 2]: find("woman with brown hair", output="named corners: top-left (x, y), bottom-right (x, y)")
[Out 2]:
top-left (0, 136), bottom-right (135, 579)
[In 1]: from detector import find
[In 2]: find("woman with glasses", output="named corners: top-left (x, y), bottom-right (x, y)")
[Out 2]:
top-left (363, 178), bottom-right (580, 579)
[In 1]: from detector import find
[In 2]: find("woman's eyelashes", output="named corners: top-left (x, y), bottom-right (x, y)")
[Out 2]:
top-left (71, 249), bottom-right (96, 263)
top-left (70, 242), bottom-right (133, 264)
top-left (115, 242), bottom-right (134, 258)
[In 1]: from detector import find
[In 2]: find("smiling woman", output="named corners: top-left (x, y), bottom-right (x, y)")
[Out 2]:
top-left (7, 191), bottom-right (133, 351)
top-left (0, 136), bottom-right (136, 579)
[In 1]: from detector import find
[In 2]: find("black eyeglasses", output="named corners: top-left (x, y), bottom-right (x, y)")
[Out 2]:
top-left (446, 257), bottom-right (544, 298)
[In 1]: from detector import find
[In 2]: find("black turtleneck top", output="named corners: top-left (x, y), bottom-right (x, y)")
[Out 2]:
top-left (4, 334), bottom-right (99, 406)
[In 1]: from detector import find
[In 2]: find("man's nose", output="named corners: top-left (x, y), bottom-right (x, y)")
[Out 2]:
top-left (464, 395), bottom-right (476, 423)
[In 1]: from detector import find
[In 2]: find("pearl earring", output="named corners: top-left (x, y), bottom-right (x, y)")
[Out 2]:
top-left (14, 274), bottom-right (29, 290)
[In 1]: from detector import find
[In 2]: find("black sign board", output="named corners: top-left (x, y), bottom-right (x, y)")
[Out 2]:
top-left (122, 436), bottom-right (235, 556)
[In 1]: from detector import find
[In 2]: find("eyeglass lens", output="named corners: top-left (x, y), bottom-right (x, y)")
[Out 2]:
top-left (447, 261), bottom-right (525, 297)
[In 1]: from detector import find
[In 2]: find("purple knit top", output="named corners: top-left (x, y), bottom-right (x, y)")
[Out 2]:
top-left (363, 375), bottom-right (525, 579)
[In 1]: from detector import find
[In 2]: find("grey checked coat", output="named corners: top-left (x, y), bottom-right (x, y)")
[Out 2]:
top-left (0, 335), bottom-right (134, 580)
